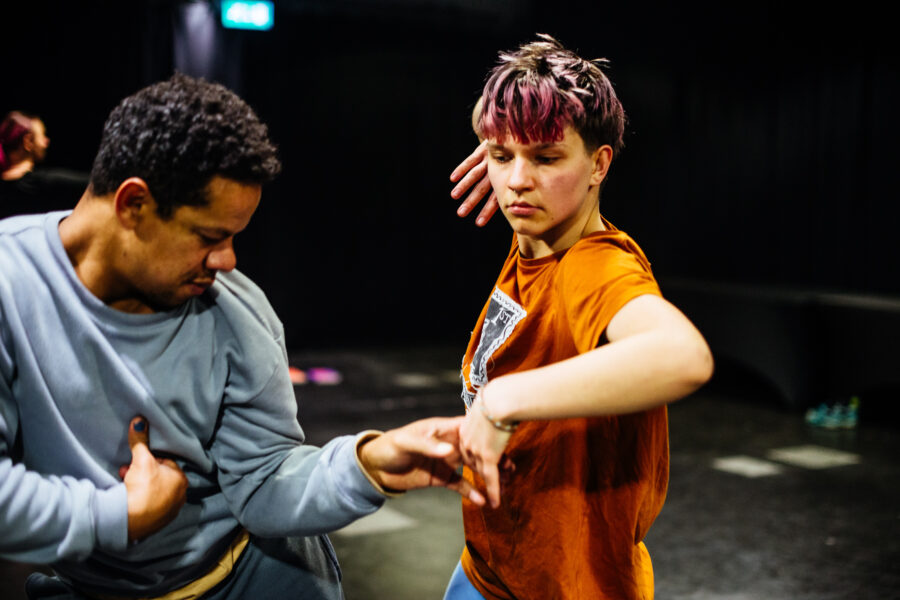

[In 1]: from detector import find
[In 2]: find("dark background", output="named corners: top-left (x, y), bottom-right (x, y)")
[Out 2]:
top-left (3, 0), bottom-right (898, 352)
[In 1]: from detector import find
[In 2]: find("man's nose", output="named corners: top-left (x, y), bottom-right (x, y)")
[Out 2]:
top-left (205, 239), bottom-right (236, 272)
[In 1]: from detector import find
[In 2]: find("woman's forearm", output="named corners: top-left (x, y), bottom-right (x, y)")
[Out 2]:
top-left (483, 299), bottom-right (714, 423)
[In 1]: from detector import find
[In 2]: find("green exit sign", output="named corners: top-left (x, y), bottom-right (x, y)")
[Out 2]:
top-left (221, 1), bottom-right (274, 31)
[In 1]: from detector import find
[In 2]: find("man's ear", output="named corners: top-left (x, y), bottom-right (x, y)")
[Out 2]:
top-left (589, 145), bottom-right (614, 187)
top-left (114, 178), bottom-right (154, 230)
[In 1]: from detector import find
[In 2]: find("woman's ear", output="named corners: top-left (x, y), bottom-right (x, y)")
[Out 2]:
top-left (590, 145), bottom-right (613, 186)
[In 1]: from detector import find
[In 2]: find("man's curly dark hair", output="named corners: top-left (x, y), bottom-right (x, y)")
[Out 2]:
top-left (89, 73), bottom-right (281, 218)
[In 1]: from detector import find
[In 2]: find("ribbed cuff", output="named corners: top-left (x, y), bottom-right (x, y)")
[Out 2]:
top-left (93, 482), bottom-right (128, 553)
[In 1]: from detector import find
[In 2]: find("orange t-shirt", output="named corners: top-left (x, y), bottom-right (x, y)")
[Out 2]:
top-left (459, 221), bottom-right (668, 600)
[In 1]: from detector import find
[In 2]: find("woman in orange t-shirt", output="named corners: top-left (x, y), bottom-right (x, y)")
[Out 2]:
top-left (445, 35), bottom-right (713, 600)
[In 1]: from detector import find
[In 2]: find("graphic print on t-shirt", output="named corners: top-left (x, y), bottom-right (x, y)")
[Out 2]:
top-left (461, 287), bottom-right (526, 408)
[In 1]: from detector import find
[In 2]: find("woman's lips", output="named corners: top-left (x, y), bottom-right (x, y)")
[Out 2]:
top-left (507, 202), bottom-right (538, 217)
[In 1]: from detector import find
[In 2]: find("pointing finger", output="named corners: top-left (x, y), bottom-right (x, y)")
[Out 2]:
top-left (128, 416), bottom-right (149, 449)
top-left (127, 416), bottom-right (156, 471)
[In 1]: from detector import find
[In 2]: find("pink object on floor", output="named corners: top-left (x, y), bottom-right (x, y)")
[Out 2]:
top-left (307, 367), bottom-right (342, 385)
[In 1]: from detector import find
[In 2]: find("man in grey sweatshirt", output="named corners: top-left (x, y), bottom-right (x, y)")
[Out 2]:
top-left (0, 73), bottom-right (483, 600)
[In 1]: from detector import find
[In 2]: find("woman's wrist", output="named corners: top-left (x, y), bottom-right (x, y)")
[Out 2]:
top-left (476, 386), bottom-right (519, 432)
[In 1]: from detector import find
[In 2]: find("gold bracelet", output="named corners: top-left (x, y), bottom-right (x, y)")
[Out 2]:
top-left (476, 389), bottom-right (519, 433)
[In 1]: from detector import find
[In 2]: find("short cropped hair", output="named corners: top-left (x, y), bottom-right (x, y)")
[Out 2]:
top-left (0, 111), bottom-right (37, 170)
top-left (478, 34), bottom-right (625, 156)
top-left (89, 73), bottom-right (281, 218)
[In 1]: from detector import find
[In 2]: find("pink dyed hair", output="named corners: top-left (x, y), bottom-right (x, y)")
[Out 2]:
top-left (0, 111), bottom-right (35, 171)
top-left (478, 34), bottom-right (625, 155)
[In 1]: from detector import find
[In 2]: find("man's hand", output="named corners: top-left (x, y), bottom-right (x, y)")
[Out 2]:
top-left (450, 140), bottom-right (499, 226)
top-left (119, 417), bottom-right (188, 542)
top-left (358, 417), bottom-right (485, 506)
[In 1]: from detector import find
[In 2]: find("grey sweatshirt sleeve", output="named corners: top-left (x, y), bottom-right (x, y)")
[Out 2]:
top-left (0, 348), bottom-right (128, 563)
top-left (210, 353), bottom-right (385, 537)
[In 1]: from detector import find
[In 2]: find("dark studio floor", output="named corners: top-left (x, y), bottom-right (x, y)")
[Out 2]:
top-left (1, 344), bottom-right (898, 599)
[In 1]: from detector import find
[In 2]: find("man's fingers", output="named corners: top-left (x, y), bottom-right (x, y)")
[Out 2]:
top-left (427, 453), bottom-right (486, 507)
top-left (127, 416), bottom-right (155, 469)
top-left (120, 418), bottom-right (158, 480)
top-left (449, 140), bottom-right (488, 183)
top-left (128, 416), bottom-right (149, 448)
top-left (451, 160), bottom-right (488, 204)
top-left (474, 192), bottom-right (499, 226)
top-left (446, 475), bottom-right (486, 507)
top-left (396, 416), bottom-right (467, 459)
top-left (420, 416), bottom-right (463, 443)
top-left (456, 171), bottom-right (493, 215)
top-left (159, 458), bottom-right (180, 470)
top-left (394, 426), bottom-right (455, 459)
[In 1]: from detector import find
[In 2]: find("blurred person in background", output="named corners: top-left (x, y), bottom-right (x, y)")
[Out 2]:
top-left (0, 110), bottom-right (87, 219)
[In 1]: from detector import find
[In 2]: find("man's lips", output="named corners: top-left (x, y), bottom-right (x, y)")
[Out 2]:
top-left (188, 277), bottom-right (216, 294)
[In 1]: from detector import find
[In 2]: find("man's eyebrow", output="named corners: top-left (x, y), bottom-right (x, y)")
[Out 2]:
top-left (486, 142), bottom-right (508, 151)
top-left (195, 226), bottom-right (235, 238)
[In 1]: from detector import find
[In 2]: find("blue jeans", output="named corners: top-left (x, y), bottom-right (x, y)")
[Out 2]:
top-left (443, 561), bottom-right (486, 600)
top-left (26, 535), bottom-right (344, 600)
